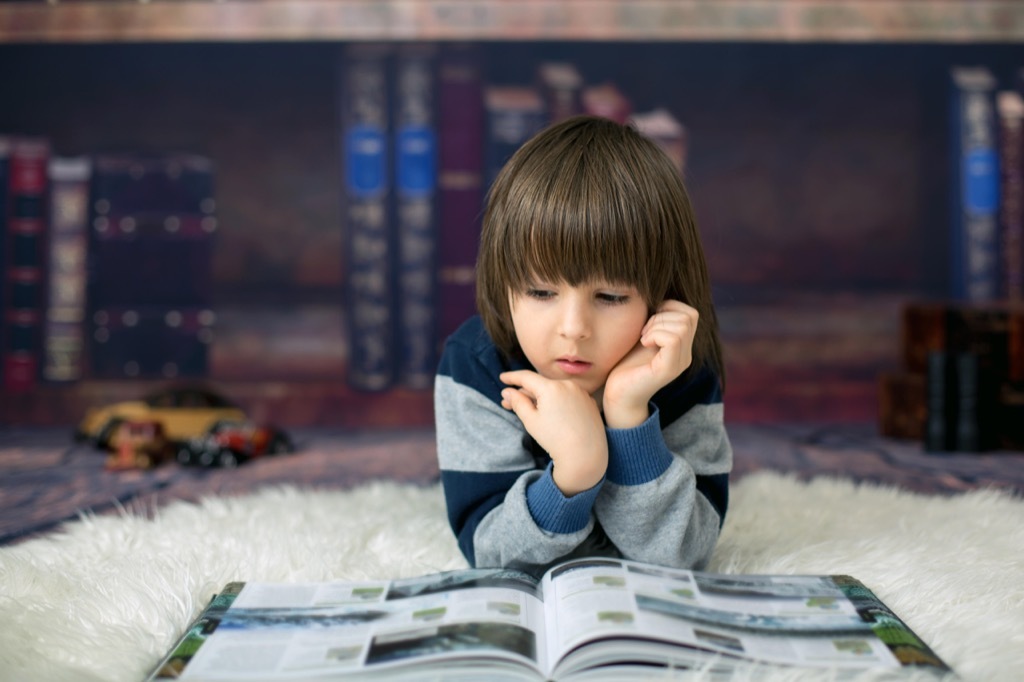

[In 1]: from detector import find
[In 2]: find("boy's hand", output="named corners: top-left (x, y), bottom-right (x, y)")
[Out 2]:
top-left (602, 300), bottom-right (698, 429)
top-left (500, 370), bottom-right (608, 496)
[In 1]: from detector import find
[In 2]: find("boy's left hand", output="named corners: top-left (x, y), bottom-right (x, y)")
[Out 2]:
top-left (602, 300), bottom-right (697, 429)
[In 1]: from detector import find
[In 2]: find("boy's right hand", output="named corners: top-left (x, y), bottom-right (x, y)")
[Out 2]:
top-left (500, 370), bottom-right (608, 496)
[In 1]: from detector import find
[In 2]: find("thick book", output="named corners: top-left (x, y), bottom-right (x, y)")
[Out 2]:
top-left (997, 89), bottom-right (1024, 302)
top-left (949, 67), bottom-right (1000, 303)
top-left (87, 153), bottom-right (216, 309)
top-left (436, 44), bottom-right (485, 348)
top-left (393, 43), bottom-right (438, 390)
top-left (877, 370), bottom-right (926, 440)
top-left (2, 136), bottom-right (50, 393)
top-left (42, 156), bottom-right (92, 383)
top-left (342, 43), bottom-right (395, 391)
top-left (147, 558), bottom-right (951, 681)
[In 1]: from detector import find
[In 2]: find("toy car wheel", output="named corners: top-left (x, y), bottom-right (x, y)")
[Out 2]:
top-left (176, 447), bottom-right (193, 465)
top-left (217, 450), bottom-right (239, 468)
top-left (198, 449), bottom-right (217, 467)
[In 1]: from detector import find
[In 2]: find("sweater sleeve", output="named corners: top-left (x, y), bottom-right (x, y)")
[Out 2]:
top-left (435, 319), bottom-right (602, 573)
top-left (593, 365), bottom-right (732, 570)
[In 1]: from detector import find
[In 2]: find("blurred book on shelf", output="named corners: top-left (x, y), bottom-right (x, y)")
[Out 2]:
top-left (949, 67), bottom-right (1000, 304)
top-left (341, 43), bottom-right (395, 392)
top-left (393, 43), bottom-right (439, 390)
top-left (581, 82), bottom-right (632, 124)
top-left (879, 301), bottom-right (1024, 451)
top-left (537, 61), bottom-right (583, 125)
top-left (86, 152), bottom-right (217, 380)
top-left (42, 155), bottom-right (91, 383)
top-left (2, 136), bottom-right (50, 394)
top-left (436, 44), bottom-right (485, 350)
top-left (631, 107), bottom-right (688, 177)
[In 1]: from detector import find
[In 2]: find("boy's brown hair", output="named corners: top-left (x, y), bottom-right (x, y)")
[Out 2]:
top-left (476, 114), bottom-right (724, 387)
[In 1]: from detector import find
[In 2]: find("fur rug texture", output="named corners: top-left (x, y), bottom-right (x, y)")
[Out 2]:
top-left (0, 471), bottom-right (1021, 682)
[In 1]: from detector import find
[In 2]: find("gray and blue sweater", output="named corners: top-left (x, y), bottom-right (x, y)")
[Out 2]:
top-left (435, 315), bottom-right (732, 577)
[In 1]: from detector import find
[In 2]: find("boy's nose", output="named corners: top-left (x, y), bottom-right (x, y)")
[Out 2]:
top-left (558, 300), bottom-right (591, 340)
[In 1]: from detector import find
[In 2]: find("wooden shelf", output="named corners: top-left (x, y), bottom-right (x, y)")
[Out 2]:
top-left (1, 0), bottom-right (1022, 44)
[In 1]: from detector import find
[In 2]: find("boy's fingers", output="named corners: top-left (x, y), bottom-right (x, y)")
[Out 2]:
top-left (501, 388), bottom-right (536, 416)
top-left (500, 370), bottom-right (544, 392)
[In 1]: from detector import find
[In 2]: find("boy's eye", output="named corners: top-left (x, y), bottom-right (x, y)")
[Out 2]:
top-left (597, 292), bottom-right (630, 305)
top-left (526, 288), bottom-right (555, 301)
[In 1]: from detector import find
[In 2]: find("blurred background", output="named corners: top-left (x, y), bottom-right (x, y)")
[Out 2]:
top-left (1, 0), bottom-right (1022, 436)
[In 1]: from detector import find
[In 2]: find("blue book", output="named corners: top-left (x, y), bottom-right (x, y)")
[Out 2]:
top-left (393, 44), bottom-right (438, 390)
top-left (950, 67), bottom-right (1000, 302)
top-left (342, 43), bottom-right (394, 391)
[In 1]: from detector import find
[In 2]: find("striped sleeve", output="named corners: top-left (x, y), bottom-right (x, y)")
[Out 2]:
top-left (593, 364), bottom-right (732, 570)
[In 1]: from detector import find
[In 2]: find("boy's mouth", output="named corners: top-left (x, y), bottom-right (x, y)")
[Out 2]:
top-left (556, 357), bottom-right (592, 375)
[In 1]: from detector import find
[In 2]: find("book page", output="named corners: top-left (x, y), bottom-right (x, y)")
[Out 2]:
top-left (541, 560), bottom-right (905, 677)
top-left (152, 569), bottom-right (550, 680)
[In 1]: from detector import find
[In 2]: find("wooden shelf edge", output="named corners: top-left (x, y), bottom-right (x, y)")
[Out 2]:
top-left (1, 0), bottom-right (1022, 44)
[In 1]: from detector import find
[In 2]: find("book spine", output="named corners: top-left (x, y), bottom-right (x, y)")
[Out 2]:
top-left (87, 153), bottom-right (217, 379)
top-left (0, 136), bottom-right (8, 388)
top-left (42, 156), bottom-right (91, 383)
top-left (342, 44), bottom-right (394, 391)
top-left (997, 90), bottom-right (1024, 302)
top-left (394, 44), bottom-right (438, 390)
top-left (900, 302), bottom-right (947, 375)
top-left (436, 45), bottom-right (485, 347)
top-left (2, 137), bottom-right (50, 393)
top-left (537, 61), bottom-right (583, 125)
top-left (949, 67), bottom-right (1000, 303)
top-left (876, 371), bottom-right (925, 440)
top-left (483, 86), bottom-right (547, 193)
top-left (582, 82), bottom-right (633, 124)
top-left (924, 351), bottom-right (954, 452)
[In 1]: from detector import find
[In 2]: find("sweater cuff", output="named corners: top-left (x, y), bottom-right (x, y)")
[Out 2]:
top-left (526, 463), bottom-right (601, 534)
top-left (605, 405), bottom-right (673, 485)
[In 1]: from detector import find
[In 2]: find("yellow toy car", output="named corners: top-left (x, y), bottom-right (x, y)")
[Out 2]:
top-left (76, 386), bottom-right (247, 450)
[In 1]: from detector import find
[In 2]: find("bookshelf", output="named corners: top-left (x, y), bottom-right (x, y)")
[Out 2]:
top-left (1, 1), bottom-right (1022, 428)
top-left (0, 0), bottom-right (1022, 44)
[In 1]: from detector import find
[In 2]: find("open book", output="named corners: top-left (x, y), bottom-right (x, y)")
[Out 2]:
top-left (148, 558), bottom-right (951, 680)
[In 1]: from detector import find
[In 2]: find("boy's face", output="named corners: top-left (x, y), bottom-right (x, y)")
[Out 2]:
top-left (509, 279), bottom-right (649, 396)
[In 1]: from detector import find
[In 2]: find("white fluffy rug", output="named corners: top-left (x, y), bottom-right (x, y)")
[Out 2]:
top-left (0, 471), bottom-right (1021, 682)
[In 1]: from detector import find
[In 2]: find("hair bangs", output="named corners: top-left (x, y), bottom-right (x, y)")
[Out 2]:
top-left (500, 147), bottom-right (665, 306)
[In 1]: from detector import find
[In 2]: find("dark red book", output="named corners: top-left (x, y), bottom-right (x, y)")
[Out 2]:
top-left (997, 90), bottom-right (1024, 303)
top-left (2, 136), bottom-right (50, 393)
top-left (877, 371), bottom-right (926, 440)
top-left (436, 44), bottom-right (485, 347)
